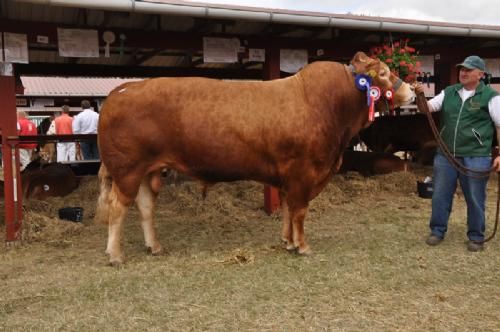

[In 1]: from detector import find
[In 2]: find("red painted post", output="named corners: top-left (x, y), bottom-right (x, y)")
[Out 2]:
top-left (262, 46), bottom-right (281, 214)
top-left (0, 74), bottom-right (23, 242)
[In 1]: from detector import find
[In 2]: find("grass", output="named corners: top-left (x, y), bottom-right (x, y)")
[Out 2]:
top-left (1, 167), bottom-right (500, 331)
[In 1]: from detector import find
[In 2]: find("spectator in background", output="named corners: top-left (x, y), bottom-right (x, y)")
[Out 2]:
top-left (17, 110), bottom-right (38, 171)
top-left (72, 100), bottom-right (99, 160)
top-left (46, 111), bottom-right (61, 134)
top-left (53, 105), bottom-right (75, 162)
top-left (37, 114), bottom-right (54, 135)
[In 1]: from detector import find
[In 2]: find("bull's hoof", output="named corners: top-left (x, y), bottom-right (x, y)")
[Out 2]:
top-left (106, 250), bottom-right (124, 266)
top-left (146, 244), bottom-right (163, 256)
top-left (297, 246), bottom-right (312, 256)
top-left (282, 238), bottom-right (295, 251)
top-left (108, 258), bottom-right (124, 267)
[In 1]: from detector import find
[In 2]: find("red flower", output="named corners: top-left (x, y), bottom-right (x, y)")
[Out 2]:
top-left (405, 46), bottom-right (415, 53)
top-left (369, 38), bottom-right (419, 81)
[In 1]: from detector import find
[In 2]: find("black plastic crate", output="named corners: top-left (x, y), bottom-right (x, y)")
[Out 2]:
top-left (417, 181), bottom-right (433, 199)
top-left (58, 207), bottom-right (84, 222)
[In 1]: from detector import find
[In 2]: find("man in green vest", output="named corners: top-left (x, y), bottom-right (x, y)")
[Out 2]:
top-left (416, 55), bottom-right (500, 251)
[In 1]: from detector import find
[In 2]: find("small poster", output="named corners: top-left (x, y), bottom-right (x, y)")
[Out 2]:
top-left (280, 49), bottom-right (308, 73)
top-left (3, 32), bottom-right (29, 63)
top-left (58, 28), bottom-right (99, 58)
top-left (249, 48), bottom-right (265, 62)
top-left (203, 37), bottom-right (239, 63)
top-left (33, 98), bottom-right (55, 107)
top-left (485, 58), bottom-right (500, 77)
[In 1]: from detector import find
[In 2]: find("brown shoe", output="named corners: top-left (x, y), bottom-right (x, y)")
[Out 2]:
top-left (425, 234), bottom-right (443, 246)
top-left (467, 241), bottom-right (484, 252)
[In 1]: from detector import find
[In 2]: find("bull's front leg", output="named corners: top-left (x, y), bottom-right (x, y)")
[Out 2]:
top-left (279, 191), bottom-right (294, 251)
top-left (286, 188), bottom-right (312, 255)
top-left (291, 205), bottom-right (311, 255)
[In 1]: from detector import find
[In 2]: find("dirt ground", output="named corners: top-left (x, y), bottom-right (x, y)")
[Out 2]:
top-left (1, 165), bottom-right (499, 331)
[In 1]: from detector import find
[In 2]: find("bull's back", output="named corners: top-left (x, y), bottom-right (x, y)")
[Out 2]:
top-left (99, 76), bottom-right (315, 182)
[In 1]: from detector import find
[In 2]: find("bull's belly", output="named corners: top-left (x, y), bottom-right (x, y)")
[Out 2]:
top-left (186, 166), bottom-right (281, 187)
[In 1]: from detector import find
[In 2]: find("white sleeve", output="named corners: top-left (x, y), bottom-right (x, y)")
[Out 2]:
top-left (428, 90), bottom-right (445, 112)
top-left (72, 115), bottom-right (80, 134)
top-left (488, 95), bottom-right (500, 127)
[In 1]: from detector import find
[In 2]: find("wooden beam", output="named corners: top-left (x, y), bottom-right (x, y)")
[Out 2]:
top-left (0, 19), bottom-right (382, 57)
top-left (0, 75), bottom-right (23, 242)
top-left (14, 63), bottom-right (263, 79)
top-left (263, 45), bottom-right (281, 214)
top-left (129, 48), bottom-right (164, 66)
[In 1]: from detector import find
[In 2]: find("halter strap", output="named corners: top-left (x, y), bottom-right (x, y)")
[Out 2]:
top-left (349, 64), bottom-right (404, 92)
top-left (393, 78), bottom-right (403, 92)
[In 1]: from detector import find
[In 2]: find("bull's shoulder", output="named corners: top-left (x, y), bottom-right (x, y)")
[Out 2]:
top-left (297, 61), bottom-right (351, 89)
top-left (299, 61), bottom-right (345, 76)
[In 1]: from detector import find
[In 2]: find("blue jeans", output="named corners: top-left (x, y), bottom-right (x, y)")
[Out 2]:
top-left (80, 141), bottom-right (100, 160)
top-left (429, 152), bottom-right (491, 242)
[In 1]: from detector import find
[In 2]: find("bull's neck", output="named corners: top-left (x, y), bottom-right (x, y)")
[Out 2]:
top-left (295, 62), bottom-right (368, 147)
top-left (296, 62), bottom-right (367, 119)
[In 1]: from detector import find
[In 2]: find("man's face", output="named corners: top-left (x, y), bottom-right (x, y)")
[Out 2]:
top-left (459, 67), bottom-right (483, 87)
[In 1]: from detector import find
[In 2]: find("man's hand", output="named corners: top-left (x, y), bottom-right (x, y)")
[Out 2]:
top-left (414, 82), bottom-right (425, 95)
top-left (493, 155), bottom-right (500, 172)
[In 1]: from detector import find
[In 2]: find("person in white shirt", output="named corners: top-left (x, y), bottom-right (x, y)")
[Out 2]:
top-left (72, 100), bottom-right (99, 160)
top-left (416, 55), bottom-right (500, 252)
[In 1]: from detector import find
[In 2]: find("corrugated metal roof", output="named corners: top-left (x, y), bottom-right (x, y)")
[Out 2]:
top-left (20, 77), bottom-right (144, 96)
top-left (148, 0), bottom-right (500, 30)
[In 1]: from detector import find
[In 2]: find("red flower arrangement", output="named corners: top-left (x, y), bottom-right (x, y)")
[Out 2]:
top-left (369, 38), bottom-right (421, 82)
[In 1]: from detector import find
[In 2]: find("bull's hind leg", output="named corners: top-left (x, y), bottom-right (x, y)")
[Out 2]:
top-left (135, 171), bottom-right (162, 255)
top-left (95, 164), bottom-right (112, 224)
top-left (106, 182), bottom-right (131, 265)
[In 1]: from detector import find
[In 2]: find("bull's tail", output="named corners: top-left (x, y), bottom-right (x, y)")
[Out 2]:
top-left (94, 164), bottom-right (112, 224)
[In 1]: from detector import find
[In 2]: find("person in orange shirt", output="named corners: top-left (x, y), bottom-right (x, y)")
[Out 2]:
top-left (16, 110), bottom-right (38, 171)
top-left (53, 105), bottom-right (75, 162)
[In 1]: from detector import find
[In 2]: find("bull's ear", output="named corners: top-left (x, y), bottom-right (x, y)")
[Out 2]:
top-left (351, 51), bottom-right (374, 74)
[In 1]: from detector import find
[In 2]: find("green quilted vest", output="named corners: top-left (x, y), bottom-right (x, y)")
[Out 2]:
top-left (439, 82), bottom-right (498, 156)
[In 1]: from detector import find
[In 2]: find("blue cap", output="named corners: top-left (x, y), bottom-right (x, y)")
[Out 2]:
top-left (456, 55), bottom-right (485, 71)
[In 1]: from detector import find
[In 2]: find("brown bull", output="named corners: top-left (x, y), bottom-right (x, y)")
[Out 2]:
top-left (95, 52), bottom-right (415, 265)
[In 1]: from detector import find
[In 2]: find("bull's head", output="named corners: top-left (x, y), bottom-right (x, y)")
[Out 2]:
top-left (351, 52), bottom-right (415, 110)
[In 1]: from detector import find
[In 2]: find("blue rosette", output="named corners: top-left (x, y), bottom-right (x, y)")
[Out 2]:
top-left (354, 74), bottom-right (372, 106)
